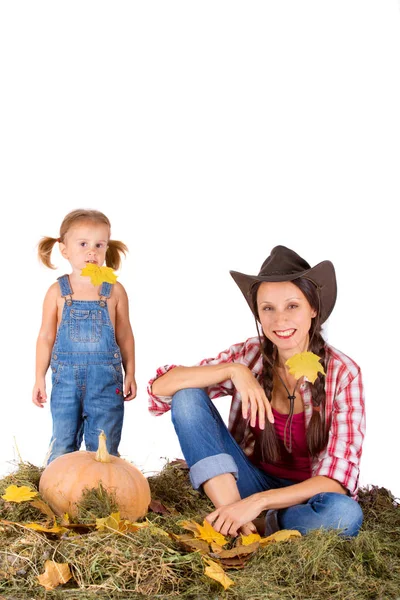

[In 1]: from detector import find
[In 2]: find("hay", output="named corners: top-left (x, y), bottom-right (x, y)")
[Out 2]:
top-left (0, 461), bottom-right (399, 600)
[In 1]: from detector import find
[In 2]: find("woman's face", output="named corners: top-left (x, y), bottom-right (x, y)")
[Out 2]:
top-left (256, 281), bottom-right (317, 355)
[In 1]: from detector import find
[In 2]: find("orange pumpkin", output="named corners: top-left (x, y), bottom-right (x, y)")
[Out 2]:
top-left (39, 431), bottom-right (151, 521)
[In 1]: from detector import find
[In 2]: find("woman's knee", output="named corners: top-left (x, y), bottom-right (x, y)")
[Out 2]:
top-left (314, 492), bottom-right (364, 536)
top-left (171, 387), bottom-right (211, 426)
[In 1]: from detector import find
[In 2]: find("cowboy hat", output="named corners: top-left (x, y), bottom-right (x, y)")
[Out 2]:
top-left (230, 245), bottom-right (337, 324)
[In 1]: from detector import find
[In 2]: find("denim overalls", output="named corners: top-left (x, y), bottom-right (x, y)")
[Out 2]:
top-left (48, 274), bottom-right (124, 463)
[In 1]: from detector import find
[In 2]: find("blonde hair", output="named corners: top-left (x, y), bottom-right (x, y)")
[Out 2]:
top-left (37, 209), bottom-right (128, 270)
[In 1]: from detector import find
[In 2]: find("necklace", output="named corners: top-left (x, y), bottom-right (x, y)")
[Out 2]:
top-left (273, 368), bottom-right (299, 454)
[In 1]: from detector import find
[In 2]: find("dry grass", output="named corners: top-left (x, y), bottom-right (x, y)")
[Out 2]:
top-left (0, 461), bottom-right (399, 600)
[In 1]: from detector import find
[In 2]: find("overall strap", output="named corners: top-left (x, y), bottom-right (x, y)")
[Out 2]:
top-left (99, 282), bottom-right (113, 307)
top-left (57, 275), bottom-right (73, 306)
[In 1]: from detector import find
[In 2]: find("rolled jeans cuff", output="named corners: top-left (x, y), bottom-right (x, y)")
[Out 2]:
top-left (189, 453), bottom-right (239, 490)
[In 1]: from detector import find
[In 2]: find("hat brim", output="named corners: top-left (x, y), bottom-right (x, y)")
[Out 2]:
top-left (230, 260), bottom-right (337, 324)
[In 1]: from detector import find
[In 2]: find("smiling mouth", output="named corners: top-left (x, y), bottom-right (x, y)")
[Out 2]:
top-left (85, 260), bottom-right (98, 265)
top-left (274, 329), bottom-right (296, 339)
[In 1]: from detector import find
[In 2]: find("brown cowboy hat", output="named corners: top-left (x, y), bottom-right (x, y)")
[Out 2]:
top-left (230, 245), bottom-right (337, 324)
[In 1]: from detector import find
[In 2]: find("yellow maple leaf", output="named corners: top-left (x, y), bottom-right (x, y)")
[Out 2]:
top-left (80, 264), bottom-right (118, 286)
top-left (181, 519), bottom-right (228, 546)
top-left (259, 529), bottom-right (302, 546)
top-left (96, 512), bottom-right (148, 535)
top-left (96, 512), bottom-right (125, 532)
top-left (240, 532), bottom-right (261, 546)
top-left (203, 557), bottom-right (235, 590)
top-left (24, 522), bottom-right (68, 535)
top-left (285, 351), bottom-right (325, 384)
top-left (1, 485), bottom-right (38, 503)
top-left (37, 560), bottom-right (72, 590)
top-left (196, 520), bottom-right (228, 546)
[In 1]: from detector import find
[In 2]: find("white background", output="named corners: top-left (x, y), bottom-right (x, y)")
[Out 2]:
top-left (0, 1), bottom-right (399, 497)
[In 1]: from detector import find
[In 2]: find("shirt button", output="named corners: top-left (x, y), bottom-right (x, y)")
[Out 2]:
top-left (52, 368), bottom-right (56, 373)
top-left (53, 354), bottom-right (58, 360)
top-left (114, 353), bottom-right (119, 358)
top-left (116, 365), bottom-right (120, 371)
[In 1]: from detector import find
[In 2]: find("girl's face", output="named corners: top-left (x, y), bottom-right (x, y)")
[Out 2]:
top-left (60, 221), bottom-right (110, 273)
top-left (256, 281), bottom-right (317, 356)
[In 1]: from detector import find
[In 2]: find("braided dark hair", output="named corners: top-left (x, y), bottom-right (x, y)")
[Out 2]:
top-left (251, 277), bottom-right (329, 463)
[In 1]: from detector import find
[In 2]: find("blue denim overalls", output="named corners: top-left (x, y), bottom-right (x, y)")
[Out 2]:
top-left (48, 274), bottom-right (124, 463)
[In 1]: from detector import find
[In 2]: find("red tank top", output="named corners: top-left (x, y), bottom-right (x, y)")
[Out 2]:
top-left (253, 408), bottom-right (312, 482)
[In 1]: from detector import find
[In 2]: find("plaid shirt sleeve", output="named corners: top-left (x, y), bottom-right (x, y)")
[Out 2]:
top-left (147, 339), bottom-right (261, 417)
top-left (313, 364), bottom-right (366, 499)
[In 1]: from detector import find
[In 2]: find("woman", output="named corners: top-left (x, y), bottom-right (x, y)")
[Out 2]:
top-left (148, 246), bottom-right (365, 537)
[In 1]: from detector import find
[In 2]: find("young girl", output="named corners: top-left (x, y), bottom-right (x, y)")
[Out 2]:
top-left (32, 209), bottom-right (136, 463)
top-left (148, 246), bottom-right (366, 537)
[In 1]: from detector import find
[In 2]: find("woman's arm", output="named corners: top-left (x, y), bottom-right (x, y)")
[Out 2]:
top-left (151, 363), bottom-right (235, 396)
top-left (152, 362), bottom-right (274, 428)
top-left (114, 283), bottom-right (136, 400)
top-left (206, 475), bottom-right (346, 536)
top-left (32, 285), bottom-right (58, 407)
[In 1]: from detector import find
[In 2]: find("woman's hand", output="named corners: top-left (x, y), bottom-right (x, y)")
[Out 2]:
top-left (206, 493), bottom-right (266, 537)
top-left (230, 364), bottom-right (274, 429)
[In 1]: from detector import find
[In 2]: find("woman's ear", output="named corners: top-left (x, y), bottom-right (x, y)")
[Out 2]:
top-left (311, 308), bottom-right (317, 318)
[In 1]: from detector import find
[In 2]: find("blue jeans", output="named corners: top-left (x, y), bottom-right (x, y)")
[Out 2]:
top-left (48, 275), bottom-right (124, 463)
top-left (50, 362), bottom-right (124, 460)
top-left (171, 388), bottom-right (363, 537)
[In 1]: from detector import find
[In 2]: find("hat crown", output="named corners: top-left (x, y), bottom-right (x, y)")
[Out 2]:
top-left (259, 245), bottom-right (311, 278)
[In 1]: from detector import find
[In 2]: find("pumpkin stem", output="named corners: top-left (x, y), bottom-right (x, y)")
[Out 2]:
top-left (95, 431), bottom-right (111, 463)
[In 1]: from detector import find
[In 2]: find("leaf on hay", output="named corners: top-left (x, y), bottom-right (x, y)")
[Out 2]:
top-left (211, 541), bottom-right (260, 559)
top-left (149, 499), bottom-right (170, 514)
top-left (181, 519), bottom-right (228, 546)
top-left (1, 485), bottom-right (38, 503)
top-left (173, 533), bottom-right (210, 554)
top-left (24, 521), bottom-right (68, 535)
top-left (285, 351), bottom-right (325, 384)
top-left (203, 557), bottom-right (235, 590)
top-left (259, 529), bottom-right (302, 545)
top-left (210, 542), bottom-right (224, 553)
top-left (81, 264), bottom-right (118, 286)
top-left (240, 532), bottom-right (262, 546)
top-left (96, 511), bottom-right (148, 534)
top-left (29, 498), bottom-right (56, 520)
top-left (37, 560), bottom-right (72, 590)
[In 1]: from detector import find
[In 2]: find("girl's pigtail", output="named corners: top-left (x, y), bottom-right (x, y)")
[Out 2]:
top-left (37, 236), bottom-right (59, 269)
top-left (106, 240), bottom-right (128, 271)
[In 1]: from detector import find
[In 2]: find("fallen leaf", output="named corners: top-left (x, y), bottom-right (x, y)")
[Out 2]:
top-left (203, 557), bottom-right (235, 590)
top-left (80, 264), bottom-right (117, 286)
top-left (30, 499), bottom-right (56, 520)
top-left (96, 512), bottom-right (148, 534)
top-left (211, 541), bottom-right (259, 559)
top-left (37, 560), bottom-right (72, 590)
top-left (173, 533), bottom-right (210, 554)
top-left (181, 519), bottom-right (228, 546)
top-left (149, 499), bottom-right (170, 514)
top-left (240, 532), bottom-right (261, 546)
top-left (179, 519), bottom-right (201, 535)
top-left (96, 512), bottom-right (123, 532)
top-left (1, 485), bottom-right (38, 503)
top-left (285, 351), bottom-right (325, 384)
top-left (169, 458), bottom-right (189, 469)
top-left (210, 542), bottom-right (224, 553)
top-left (217, 557), bottom-right (248, 569)
top-left (24, 522), bottom-right (68, 535)
top-left (259, 529), bottom-right (302, 545)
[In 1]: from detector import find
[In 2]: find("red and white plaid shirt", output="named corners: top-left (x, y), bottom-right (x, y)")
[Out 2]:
top-left (148, 337), bottom-right (366, 499)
